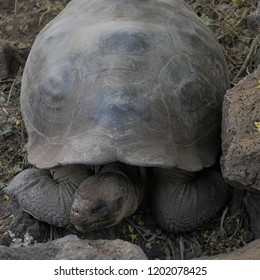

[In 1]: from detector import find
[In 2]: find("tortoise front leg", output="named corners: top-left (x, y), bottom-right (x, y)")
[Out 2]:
top-left (5, 165), bottom-right (93, 227)
top-left (151, 167), bottom-right (231, 233)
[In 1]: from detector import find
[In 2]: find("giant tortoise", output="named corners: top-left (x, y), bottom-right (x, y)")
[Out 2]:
top-left (5, 0), bottom-right (230, 233)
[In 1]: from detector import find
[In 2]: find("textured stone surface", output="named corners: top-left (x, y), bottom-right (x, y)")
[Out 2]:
top-left (221, 66), bottom-right (260, 191)
top-left (0, 197), bottom-right (49, 247)
top-left (0, 235), bottom-right (147, 260)
top-left (203, 239), bottom-right (260, 260)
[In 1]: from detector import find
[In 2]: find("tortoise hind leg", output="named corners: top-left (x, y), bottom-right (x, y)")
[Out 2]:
top-left (151, 167), bottom-right (231, 233)
top-left (5, 165), bottom-right (93, 227)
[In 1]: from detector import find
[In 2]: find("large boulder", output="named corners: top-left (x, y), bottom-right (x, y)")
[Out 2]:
top-left (221, 66), bottom-right (260, 191)
top-left (0, 235), bottom-right (147, 260)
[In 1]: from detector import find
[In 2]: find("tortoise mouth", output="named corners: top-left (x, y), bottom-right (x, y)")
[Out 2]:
top-left (72, 217), bottom-right (119, 232)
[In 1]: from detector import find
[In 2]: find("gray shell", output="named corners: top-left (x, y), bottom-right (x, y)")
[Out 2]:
top-left (21, 0), bottom-right (229, 171)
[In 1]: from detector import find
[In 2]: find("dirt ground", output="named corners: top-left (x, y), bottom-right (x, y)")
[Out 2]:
top-left (0, 0), bottom-right (259, 259)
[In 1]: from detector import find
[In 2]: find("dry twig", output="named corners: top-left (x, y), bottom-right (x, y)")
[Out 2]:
top-left (234, 34), bottom-right (260, 81)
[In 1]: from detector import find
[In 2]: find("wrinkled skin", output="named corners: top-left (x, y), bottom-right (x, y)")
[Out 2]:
top-left (151, 167), bottom-right (231, 233)
top-left (5, 162), bottom-right (230, 233)
top-left (5, 163), bottom-right (145, 230)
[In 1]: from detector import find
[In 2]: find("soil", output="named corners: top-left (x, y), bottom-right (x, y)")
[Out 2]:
top-left (0, 0), bottom-right (259, 259)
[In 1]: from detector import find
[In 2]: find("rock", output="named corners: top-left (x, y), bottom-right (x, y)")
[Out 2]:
top-left (0, 235), bottom-right (147, 260)
top-left (221, 66), bottom-right (260, 191)
top-left (0, 40), bottom-right (18, 80)
top-left (0, 197), bottom-right (49, 247)
top-left (245, 191), bottom-right (260, 239)
top-left (202, 239), bottom-right (260, 260)
top-left (221, 67), bottom-right (260, 240)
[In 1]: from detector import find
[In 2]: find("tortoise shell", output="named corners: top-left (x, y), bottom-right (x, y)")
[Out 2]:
top-left (21, 0), bottom-right (229, 170)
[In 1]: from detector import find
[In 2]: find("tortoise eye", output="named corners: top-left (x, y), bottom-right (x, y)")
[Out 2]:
top-left (90, 200), bottom-right (106, 214)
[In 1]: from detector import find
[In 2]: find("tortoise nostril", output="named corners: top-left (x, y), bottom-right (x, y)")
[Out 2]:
top-left (71, 206), bottom-right (79, 215)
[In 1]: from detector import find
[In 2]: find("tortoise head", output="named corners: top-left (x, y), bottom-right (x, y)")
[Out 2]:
top-left (70, 170), bottom-right (139, 232)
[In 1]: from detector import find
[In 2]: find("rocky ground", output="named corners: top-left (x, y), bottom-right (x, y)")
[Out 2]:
top-left (0, 0), bottom-right (259, 259)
